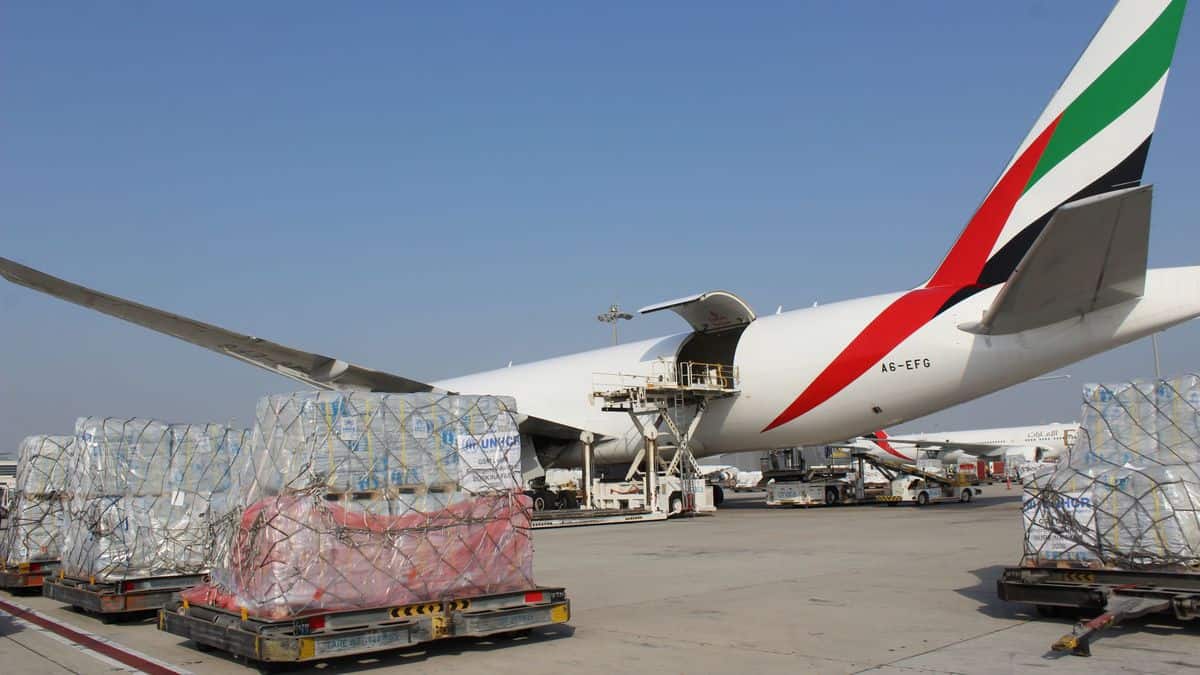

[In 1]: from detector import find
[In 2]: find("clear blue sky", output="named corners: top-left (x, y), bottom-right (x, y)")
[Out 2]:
top-left (3, 2), bottom-right (1199, 455)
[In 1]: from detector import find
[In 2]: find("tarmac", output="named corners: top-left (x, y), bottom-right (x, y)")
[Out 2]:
top-left (3, 486), bottom-right (1198, 674)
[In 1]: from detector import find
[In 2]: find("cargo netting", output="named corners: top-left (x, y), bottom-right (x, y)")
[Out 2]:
top-left (184, 392), bottom-right (534, 619)
top-left (1023, 374), bottom-right (1200, 571)
top-left (1, 435), bottom-right (73, 566)
top-left (62, 418), bottom-right (248, 581)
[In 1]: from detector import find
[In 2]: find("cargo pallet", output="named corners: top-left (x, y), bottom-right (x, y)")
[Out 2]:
top-left (159, 586), bottom-right (570, 665)
top-left (0, 560), bottom-right (59, 590)
top-left (43, 572), bottom-right (207, 619)
top-left (997, 565), bottom-right (1200, 656)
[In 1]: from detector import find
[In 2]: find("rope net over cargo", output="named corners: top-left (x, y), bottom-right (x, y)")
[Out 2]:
top-left (62, 418), bottom-right (248, 581)
top-left (1023, 375), bottom-right (1200, 570)
top-left (186, 392), bottom-right (534, 619)
top-left (1, 435), bottom-right (73, 566)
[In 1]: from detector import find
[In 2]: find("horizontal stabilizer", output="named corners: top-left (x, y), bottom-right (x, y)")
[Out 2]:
top-left (963, 185), bottom-right (1152, 335)
top-left (0, 257), bottom-right (437, 394)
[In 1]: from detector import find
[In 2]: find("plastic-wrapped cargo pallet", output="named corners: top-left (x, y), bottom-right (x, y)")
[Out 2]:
top-left (184, 391), bottom-right (534, 619)
top-left (1022, 374), bottom-right (1200, 570)
top-left (1, 435), bottom-right (73, 566)
top-left (62, 418), bottom-right (248, 581)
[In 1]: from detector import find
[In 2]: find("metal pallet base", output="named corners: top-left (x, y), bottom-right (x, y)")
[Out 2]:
top-left (0, 561), bottom-right (60, 590)
top-left (997, 565), bottom-right (1200, 656)
top-left (159, 587), bottom-right (570, 664)
top-left (43, 573), bottom-right (206, 617)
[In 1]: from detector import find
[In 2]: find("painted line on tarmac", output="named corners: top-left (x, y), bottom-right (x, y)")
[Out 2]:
top-left (0, 596), bottom-right (188, 675)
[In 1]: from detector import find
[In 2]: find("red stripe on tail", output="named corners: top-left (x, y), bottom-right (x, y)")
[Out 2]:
top-left (762, 115), bottom-right (1063, 433)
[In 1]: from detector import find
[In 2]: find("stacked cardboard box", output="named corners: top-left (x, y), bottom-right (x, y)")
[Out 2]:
top-left (1, 435), bottom-right (73, 565)
top-left (62, 418), bottom-right (248, 581)
top-left (1023, 375), bottom-right (1200, 570)
top-left (187, 392), bottom-right (534, 619)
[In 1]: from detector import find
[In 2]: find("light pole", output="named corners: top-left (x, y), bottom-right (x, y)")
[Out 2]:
top-left (597, 304), bottom-right (633, 345)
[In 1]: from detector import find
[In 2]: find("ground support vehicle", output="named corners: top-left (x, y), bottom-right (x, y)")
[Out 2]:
top-left (766, 452), bottom-right (979, 507)
top-left (765, 473), bottom-right (881, 507)
top-left (528, 360), bottom-right (732, 529)
top-left (876, 477), bottom-right (980, 506)
top-left (530, 474), bottom-right (713, 528)
top-left (159, 586), bottom-right (571, 666)
top-left (43, 572), bottom-right (206, 619)
top-left (997, 566), bottom-right (1200, 656)
top-left (0, 560), bottom-right (59, 590)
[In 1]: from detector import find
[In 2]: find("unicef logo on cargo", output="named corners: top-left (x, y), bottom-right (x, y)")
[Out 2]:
top-left (458, 434), bottom-right (520, 452)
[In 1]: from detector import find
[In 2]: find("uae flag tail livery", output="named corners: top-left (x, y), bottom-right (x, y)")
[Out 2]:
top-left (762, 0), bottom-right (1189, 433)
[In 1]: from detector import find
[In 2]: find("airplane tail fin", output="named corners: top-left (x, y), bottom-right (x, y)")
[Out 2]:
top-left (928, 0), bottom-right (1187, 291)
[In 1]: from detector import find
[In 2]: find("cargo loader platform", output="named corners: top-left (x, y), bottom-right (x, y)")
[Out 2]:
top-left (159, 586), bottom-right (571, 665)
top-left (997, 565), bottom-right (1200, 656)
top-left (0, 560), bottom-right (59, 590)
top-left (43, 572), bottom-right (207, 619)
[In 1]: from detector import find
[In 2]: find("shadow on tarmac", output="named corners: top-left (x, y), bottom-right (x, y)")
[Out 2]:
top-left (957, 565), bottom-right (1200, 663)
top-left (0, 611), bottom-right (24, 638)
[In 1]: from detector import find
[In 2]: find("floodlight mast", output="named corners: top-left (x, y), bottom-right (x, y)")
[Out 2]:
top-left (597, 304), bottom-right (633, 345)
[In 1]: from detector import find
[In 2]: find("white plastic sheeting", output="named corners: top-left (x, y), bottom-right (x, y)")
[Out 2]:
top-left (61, 418), bottom-right (248, 581)
top-left (1023, 375), bottom-right (1200, 570)
top-left (186, 392), bottom-right (534, 619)
top-left (1, 435), bottom-right (73, 565)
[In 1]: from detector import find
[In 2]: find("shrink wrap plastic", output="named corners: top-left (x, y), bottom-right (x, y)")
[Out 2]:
top-left (62, 418), bottom-right (247, 581)
top-left (1022, 375), bottom-right (1200, 570)
top-left (1, 435), bottom-right (73, 565)
top-left (186, 392), bottom-right (534, 619)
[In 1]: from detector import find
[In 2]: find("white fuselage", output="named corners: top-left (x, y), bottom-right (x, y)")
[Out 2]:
top-left (857, 423), bottom-right (1079, 464)
top-left (435, 266), bottom-right (1200, 467)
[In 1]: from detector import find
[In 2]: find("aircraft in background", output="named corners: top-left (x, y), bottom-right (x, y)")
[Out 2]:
top-left (1, 1), bottom-right (1195, 472)
top-left (858, 423), bottom-right (1078, 466)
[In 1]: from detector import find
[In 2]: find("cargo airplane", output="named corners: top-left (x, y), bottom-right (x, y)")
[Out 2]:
top-left (2, 0), bottom-right (1195, 472)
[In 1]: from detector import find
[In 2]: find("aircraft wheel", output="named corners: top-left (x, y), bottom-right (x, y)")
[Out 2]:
top-left (824, 487), bottom-right (839, 506)
top-left (960, 489), bottom-right (973, 503)
top-left (712, 485), bottom-right (725, 506)
top-left (916, 491), bottom-right (930, 506)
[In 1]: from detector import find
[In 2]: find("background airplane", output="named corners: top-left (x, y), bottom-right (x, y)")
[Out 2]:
top-left (859, 423), bottom-right (1077, 466)
top-left (0, 0), bottom-right (1193, 474)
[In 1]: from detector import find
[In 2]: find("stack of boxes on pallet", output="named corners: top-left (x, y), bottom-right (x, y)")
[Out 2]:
top-left (62, 418), bottom-right (248, 582)
top-left (1, 435), bottom-right (73, 568)
top-left (183, 392), bottom-right (534, 618)
top-left (1023, 374), bottom-right (1200, 570)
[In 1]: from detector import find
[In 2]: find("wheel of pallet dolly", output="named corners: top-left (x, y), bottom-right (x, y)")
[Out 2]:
top-left (533, 495), bottom-right (547, 511)
top-left (668, 493), bottom-right (684, 516)
top-left (916, 491), bottom-right (929, 506)
top-left (825, 487), bottom-right (839, 506)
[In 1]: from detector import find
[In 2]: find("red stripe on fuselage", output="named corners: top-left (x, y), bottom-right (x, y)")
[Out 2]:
top-left (762, 116), bottom-right (1062, 433)
top-left (762, 286), bottom-right (957, 432)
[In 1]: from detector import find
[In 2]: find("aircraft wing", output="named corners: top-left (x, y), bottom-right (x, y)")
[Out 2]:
top-left (0, 257), bottom-right (436, 394)
top-left (868, 437), bottom-right (1009, 455)
top-left (964, 185), bottom-right (1151, 335)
